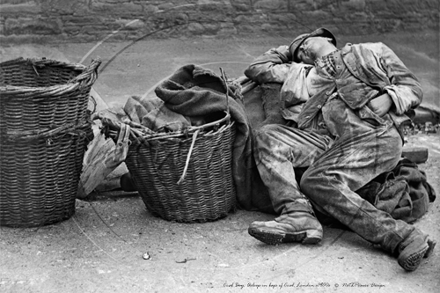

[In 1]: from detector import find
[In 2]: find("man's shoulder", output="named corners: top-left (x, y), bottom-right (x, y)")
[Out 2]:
top-left (339, 42), bottom-right (388, 74)
top-left (342, 42), bottom-right (389, 54)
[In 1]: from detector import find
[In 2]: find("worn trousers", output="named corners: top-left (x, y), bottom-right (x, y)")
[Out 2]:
top-left (253, 116), bottom-right (414, 254)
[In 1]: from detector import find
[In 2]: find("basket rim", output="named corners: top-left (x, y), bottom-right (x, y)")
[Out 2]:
top-left (0, 57), bottom-right (101, 97)
top-left (101, 110), bottom-right (233, 142)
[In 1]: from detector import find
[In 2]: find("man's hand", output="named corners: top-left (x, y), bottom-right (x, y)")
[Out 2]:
top-left (368, 93), bottom-right (393, 117)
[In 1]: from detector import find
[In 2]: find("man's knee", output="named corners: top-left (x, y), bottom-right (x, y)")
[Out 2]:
top-left (254, 124), bottom-right (283, 147)
top-left (254, 124), bottom-right (282, 137)
top-left (253, 124), bottom-right (288, 164)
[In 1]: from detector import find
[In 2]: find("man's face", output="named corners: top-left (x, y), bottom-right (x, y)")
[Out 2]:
top-left (296, 36), bottom-right (333, 64)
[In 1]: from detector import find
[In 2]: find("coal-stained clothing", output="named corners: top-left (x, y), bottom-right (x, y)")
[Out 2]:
top-left (246, 41), bottom-right (423, 254)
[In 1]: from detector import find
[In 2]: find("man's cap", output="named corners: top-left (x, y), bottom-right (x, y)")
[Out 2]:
top-left (288, 27), bottom-right (336, 62)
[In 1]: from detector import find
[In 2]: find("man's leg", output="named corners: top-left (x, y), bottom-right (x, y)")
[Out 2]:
top-left (300, 124), bottom-right (435, 271)
top-left (249, 124), bottom-right (332, 244)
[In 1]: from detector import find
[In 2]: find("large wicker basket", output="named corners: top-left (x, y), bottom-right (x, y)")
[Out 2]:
top-left (102, 111), bottom-right (237, 223)
top-left (0, 57), bottom-right (101, 227)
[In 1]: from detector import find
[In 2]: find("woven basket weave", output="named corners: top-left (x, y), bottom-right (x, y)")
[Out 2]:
top-left (0, 57), bottom-right (101, 227)
top-left (103, 112), bottom-right (237, 223)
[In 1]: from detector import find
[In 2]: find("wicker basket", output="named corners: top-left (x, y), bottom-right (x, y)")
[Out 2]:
top-left (103, 112), bottom-right (237, 223)
top-left (0, 57), bottom-right (101, 227)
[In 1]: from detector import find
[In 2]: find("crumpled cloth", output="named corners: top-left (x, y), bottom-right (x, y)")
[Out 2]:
top-left (123, 95), bottom-right (191, 132)
top-left (357, 158), bottom-right (436, 223)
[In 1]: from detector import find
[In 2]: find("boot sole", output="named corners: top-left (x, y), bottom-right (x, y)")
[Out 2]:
top-left (398, 239), bottom-right (436, 271)
top-left (248, 227), bottom-right (322, 245)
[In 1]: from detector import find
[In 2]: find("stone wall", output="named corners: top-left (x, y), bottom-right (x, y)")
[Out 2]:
top-left (0, 0), bottom-right (438, 43)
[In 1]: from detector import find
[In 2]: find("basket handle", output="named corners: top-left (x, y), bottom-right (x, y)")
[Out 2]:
top-left (69, 58), bottom-right (102, 86)
top-left (88, 94), bottom-right (97, 116)
top-left (111, 123), bottom-right (131, 164)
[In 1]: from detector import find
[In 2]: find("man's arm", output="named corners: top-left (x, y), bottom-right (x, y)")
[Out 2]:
top-left (244, 44), bottom-right (314, 125)
top-left (244, 45), bottom-right (292, 84)
top-left (377, 43), bottom-right (423, 115)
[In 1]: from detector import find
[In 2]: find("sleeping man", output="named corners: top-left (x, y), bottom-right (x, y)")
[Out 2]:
top-left (244, 27), bottom-right (436, 272)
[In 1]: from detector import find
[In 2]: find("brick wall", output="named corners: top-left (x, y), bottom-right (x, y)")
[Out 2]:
top-left (0, 0), bottom-right (438, 43)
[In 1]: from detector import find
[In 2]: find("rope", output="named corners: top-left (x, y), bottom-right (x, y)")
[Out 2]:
top-left (177, 129), bottom-right (200, 185)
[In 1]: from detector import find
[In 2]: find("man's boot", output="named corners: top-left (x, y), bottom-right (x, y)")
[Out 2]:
top-left (396, 228), bottom-right (436, 271)
top-left (248, 212), bottom-right (323, 245)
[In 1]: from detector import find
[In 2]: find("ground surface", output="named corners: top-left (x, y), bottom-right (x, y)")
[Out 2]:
top-left (0, 30), bottom-right (439, 293)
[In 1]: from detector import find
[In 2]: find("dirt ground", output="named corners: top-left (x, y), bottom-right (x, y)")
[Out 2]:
top-left (0, 30), bottom-right (439, 293)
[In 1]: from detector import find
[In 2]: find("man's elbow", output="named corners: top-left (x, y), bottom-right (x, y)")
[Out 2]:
top-left (244, 66), bottom-right (265, 84)
top-left (244, 66), bottom-right (255, 81)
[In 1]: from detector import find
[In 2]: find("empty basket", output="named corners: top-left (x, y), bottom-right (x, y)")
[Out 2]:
top-left (0, 57), bottom-right (101, 227)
